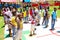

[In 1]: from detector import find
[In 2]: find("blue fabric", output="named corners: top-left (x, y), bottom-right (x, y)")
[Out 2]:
top-left (51, 19), bottom-right (56, 30)
top-left (0, 4), bottom-right (2, 9)
top-left (4, 4), bottom-right (9, 7)
top-left (12, 27), bottom-right (16, 40)
top-left (40, 5), bottom-right (42, 9)
top-left (16, 4), bottom-right (20, 8)
top-left (45, 19), bottom-right (49, 27)
top-left (11, 4), bottom-right (16, 7)
top-left (52, 11), bottom-right (57, 20)
top-left (24, 0), bottom-right (30, 2)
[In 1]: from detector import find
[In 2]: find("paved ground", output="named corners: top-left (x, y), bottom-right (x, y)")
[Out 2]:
top-left (4, 18), bottom-right (60, 40)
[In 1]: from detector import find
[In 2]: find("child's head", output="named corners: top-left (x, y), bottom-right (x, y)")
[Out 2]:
top-left (17, 13), bottom-right (23, 20)
top-left (54, 8), bottom-right (57, 12)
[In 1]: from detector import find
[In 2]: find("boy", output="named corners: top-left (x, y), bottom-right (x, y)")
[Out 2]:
top-left (42, 8), bottom-right (47, 25)
top-left (50, 8), bottom-right (57, 30)
top-left (4, 8), bottom-right (12, 37)
top-left (9, 10), bottom-right (17, 40)
top-left (23, 8), bottom-right (27, 23)
top-left (44, 10), bottom-right (50, 28)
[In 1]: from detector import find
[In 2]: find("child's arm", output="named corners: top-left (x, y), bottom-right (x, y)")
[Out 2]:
top-left (9, 21), bottom-right (15, 27)
top-left (4, 14), bottom-right (10, 18)
top-left (56, 14), bottom-right (57, 21)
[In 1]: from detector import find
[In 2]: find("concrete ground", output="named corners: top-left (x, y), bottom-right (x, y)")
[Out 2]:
top-left (4, 18), bottom-right (60, 40)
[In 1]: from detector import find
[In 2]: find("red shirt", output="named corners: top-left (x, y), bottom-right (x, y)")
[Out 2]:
top-left (31, 20), bottom-right (35, 24)
top-left (30, 9), bottom-right (32, 16)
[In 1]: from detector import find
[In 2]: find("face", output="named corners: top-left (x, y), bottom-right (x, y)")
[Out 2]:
top-left (54, 8), bottom-right (57, 12)
top-left (20, 13), bottom-right (23, 18)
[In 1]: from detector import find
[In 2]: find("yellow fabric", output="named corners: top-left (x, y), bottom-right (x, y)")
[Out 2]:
top-left (10, 16), bottom-right (17, 27)
top-left (23, 11), bottom-right (26, 17)
top-left (19, 21), bottom-right (23, 29)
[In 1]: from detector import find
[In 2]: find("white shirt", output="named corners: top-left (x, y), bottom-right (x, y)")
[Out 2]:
top-left (35, 9), bottom-right (38, 13)
top-left (4, 10), bottom-right (12, 19)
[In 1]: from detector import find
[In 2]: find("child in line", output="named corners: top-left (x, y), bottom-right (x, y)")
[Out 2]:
top-left (23, 8), bottom-right (27, 23)
top-left (42, 8), bottom-right (47, 25)
top-left (4, 8), bottom-right (12, 37)
top-left (44, 10), bottom-right (50, 28)
top-left (9, 11), bottom-right (17, 40)
top-left (29, 15), bottom-right (36, 36)
top-left (15, 13), bottom-right (23, 40)
top-left (50, 8), bottom-right (57, 30)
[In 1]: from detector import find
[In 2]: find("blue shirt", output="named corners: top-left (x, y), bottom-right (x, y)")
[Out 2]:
top-left (52, 11), bottom-right (57, 20)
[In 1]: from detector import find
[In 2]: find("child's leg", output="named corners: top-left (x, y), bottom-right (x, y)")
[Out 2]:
top-left (37, 19), bottom-right (40, 26)
top-left (42, 17), bottom-right (45, 25)
top-left (15, 29), bottom-right (19, 40)
top-left (29, 24), bottom-right (33, 36)
top-left (12, 27), bottom-right (16, 40)
top-left (45, 19), bottom-right (49, 28)
top-left (19, 29), bottom-right (22, 40)
top-left (8, 24), bottom-right (12, 37)
top-left (33, 25), bottom-right (36, 35)
top-left (52, 19), bottom-right (55, 30)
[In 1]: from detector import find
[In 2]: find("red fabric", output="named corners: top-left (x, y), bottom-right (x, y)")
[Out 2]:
top-left (31, 20), bottom-right (35, 24)
top-left (32, 4), bottom-right (38, 7)
top-left (54, 2), bottom-right (60, 6)
top-left (30, 9), bottom-right (32, 16)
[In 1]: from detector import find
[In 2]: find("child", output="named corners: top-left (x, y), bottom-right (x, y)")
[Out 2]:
top-left (15, 13), bottom-right (23, 40)
top-left (9, 10), bottom-right (17, 40)
top-left (42, 8), bottom-right (47, 25)
top-left (50, 8), bottom-right (57, 30)
top-left (44, 10), bottom-right (50, 28)
top-left (4, 8), bottom-right (12, 37)
top-left (23, 8), bottom-right (27, 23)
top-left (29, 15), bottom-right (36, 36)
top-left (37, 7), bottom-right (41, 26)
top-left (26, 10), bottom-right (29, 23)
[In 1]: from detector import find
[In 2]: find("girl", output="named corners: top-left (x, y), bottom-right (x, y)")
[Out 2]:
top-left (15, 13), bottom-right (23, 40)
top-left (29, 15), bottom-right (36, 36)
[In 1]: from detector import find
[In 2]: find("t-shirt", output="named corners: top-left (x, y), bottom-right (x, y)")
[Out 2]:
top-left (52, 11), bottom-right (57, 20)
top-left (4, 11), bottom-right (12, 19)
top-left (43, 10), bottom-right (46, 16)
top-left (23, 11), bottom-right (26, 17)
top-left (39, 10), bottom-right (42, 14)
top-left (19, 21), bottom-right (23, 29)
top-left (10, 16), bottom-right (17, 27)
top-left (35, 9), bottom-right (38, 13)
top-left (31, 19), bottom-right (35, 24)
top-left (30, 9), bottom-right (33, 16)
top-left (17, 18), bottom-right (23, 29)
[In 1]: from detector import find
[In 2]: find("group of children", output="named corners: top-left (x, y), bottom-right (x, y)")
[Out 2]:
top-left (2, 5), bottom-right (57, 40)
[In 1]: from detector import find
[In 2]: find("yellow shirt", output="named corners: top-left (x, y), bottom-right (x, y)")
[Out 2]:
top-left (10, 16), bottom-right (17, 27)
top-left (23, 11), bottom-right (26, 17)
top-left (19, 20), bottom-right (23, 29)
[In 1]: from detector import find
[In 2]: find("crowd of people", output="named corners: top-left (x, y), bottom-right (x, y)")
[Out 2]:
top-left (1, 4), bottom-right (57, 40)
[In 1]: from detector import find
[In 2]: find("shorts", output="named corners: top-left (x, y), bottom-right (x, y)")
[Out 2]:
top-left (31, 24), bottom-right (35, 31)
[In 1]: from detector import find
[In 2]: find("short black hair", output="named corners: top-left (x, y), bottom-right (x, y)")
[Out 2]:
top-left (54, 8), bottom-right (57, 11)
